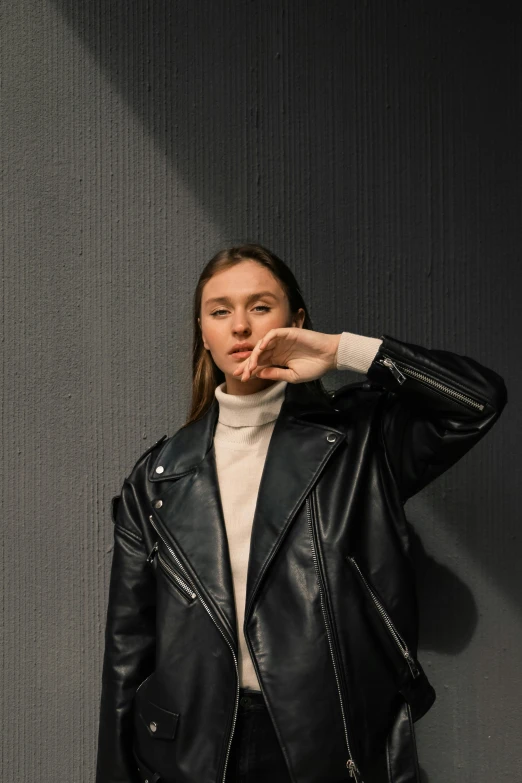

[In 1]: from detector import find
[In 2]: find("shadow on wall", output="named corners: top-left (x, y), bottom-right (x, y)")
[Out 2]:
top-left (408, 522), bottom-right (477, 654)
top-left (52, 0), bottom-right (518, 703)
top-left (50, 0), bottom-right (519, 252)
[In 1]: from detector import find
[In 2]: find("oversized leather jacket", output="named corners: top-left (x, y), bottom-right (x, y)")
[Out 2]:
top-left (95, 333), bottom-right (507, 783)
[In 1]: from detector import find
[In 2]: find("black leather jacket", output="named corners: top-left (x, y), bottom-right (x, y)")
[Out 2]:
top-left (95, 333), bottom-right (507, 783)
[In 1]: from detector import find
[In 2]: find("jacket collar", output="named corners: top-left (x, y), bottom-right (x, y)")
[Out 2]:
top-left (147, 380), bottom-right (349, 647)
top-left (148, 379), bottom-right (340, 481)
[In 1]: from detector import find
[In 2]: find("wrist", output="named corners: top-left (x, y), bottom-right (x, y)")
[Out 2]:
top-left (329, 333), bottom-right (343, 371)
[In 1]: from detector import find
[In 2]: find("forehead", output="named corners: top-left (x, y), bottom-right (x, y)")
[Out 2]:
top-left (202, 261), bottom-right (283, 304)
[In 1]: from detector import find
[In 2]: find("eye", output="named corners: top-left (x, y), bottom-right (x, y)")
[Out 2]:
top-left (209, 306), bottom-right (271, 317)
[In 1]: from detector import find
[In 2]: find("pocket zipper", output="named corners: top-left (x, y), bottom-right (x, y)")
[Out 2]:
top-left (347, 556), bottom-right (420, 679)
top-left (158, 550), bottom-right (197, 601)
top-left (146, 539), bottom-right (197, 600)
top-left (146, 541), bottom-right (159, 564)
top-left (378, 354), bottom-right (485, 411)
top-left (147, 512), bottom-right (240, 783)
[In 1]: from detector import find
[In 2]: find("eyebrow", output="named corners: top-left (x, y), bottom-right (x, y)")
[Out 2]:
top-left (204, 291), bottom-right (278, 307)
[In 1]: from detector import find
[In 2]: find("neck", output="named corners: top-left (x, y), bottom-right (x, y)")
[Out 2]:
top-left (214, 378), bottom-right (288, 428)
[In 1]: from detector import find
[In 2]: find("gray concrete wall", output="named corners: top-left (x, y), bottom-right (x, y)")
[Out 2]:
top-left (1, 1), bottom-right (519, 781)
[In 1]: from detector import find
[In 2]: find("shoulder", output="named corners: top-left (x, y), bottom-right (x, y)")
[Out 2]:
top-left (126, 433), bottom-right (168, 484)
top-left (330, 379), bottom-right (386, 412)
top-left (110, 434), bottom-right (168, 532)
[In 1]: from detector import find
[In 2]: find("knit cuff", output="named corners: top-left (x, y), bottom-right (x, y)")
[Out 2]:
top-left (335, 331), bottom-right (383, 374)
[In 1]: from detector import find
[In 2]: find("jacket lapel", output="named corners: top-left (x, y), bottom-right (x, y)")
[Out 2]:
top-left (148, 381), bottom-right (347, 646)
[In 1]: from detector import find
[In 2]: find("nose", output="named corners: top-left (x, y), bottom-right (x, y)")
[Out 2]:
top-left (231, 314), bottom-right (252, 335)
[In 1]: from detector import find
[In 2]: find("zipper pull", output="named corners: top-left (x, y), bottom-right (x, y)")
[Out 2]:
top-left (146, 541), bottom-right (159, 565)
top-left (404, 650), bottom-right (420, 678)
top-left (380, 356), bottom-right (407, 385)
top-left (347, 759), bottom-right (364, 782)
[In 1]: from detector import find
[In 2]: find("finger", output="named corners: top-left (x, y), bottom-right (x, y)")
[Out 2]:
top-left (244, 355), bottom-right (287, 382)
top-left (243, 358), bottom-right (273, 381)
top-left (248, 337), bottom-right (265, 374)
top-left (256, 366), bottom-right (295, 382)
top-left (239, 330), bottom-right (281, 381)
top-left (231, 350), bottom-right (256, 377)
top-left (258, 330), bottom-right (280, 352)
top-left (248, 334), bottom-right (279, 377)
top-left (242, 356), bottom-right (266, 381)
top-left (242, 338), bottom-right (264, 380)
top-left (232, 363), bottom-right (246, 376)
top-left (242, 355), bottom-right (254, 381)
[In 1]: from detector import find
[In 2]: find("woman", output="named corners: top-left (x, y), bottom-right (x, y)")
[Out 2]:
top-left (96, 244), bottom-right (507, 783)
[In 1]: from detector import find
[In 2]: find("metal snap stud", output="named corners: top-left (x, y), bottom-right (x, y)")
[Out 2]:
top-left (149, 721), bottom-right (157, 732)
top-left (326, 433), bottom-right (337, 442)
top-left (155, 466), bottom-right (164, 474)
top-left (154, 499), bottom-right (163, 508)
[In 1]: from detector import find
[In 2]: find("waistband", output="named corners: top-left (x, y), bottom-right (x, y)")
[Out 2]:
top-left (238, 687), bottom-right (267, 710)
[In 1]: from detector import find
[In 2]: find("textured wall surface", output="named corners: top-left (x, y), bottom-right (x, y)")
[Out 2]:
top-left (1, 1), bottom-right (520, 781)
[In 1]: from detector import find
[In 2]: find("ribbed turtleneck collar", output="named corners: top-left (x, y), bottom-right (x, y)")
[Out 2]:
top-left (214, 379), bottom-right (287, 428)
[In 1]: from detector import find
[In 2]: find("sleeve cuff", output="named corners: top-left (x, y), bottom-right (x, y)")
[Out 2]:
top-left (335, 331), bottom-right (383, 374)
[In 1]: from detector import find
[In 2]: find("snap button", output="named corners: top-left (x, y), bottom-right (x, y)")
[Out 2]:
top-left (149, 721), bottom-right (157, 732)
top-left (240, 696), bottom-right (251, 706)
top-left (155, 466), bottom-right (164, 474)
top-left (154, 499), bottom-right (163, 508)
top-left (326, 433), bottom-right (337, 442)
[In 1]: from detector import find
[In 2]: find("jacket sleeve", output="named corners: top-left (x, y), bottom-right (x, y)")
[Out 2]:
top-left (95, 478), bottom-right (156, 783)
top-left (363, 333), bottom-right (508, 503)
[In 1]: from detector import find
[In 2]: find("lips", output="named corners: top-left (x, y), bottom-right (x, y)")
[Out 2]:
top-left (231, 350), bottom-right (252, 359)
top-left (229, 343), bottom-right (255, 354)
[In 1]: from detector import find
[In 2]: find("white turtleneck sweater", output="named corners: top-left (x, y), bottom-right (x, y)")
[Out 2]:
top-left (213, 331), bottom-right (383, 690)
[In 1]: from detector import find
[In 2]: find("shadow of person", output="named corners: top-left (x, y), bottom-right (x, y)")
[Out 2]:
top-left (407, 521), bottom-right (478, 655)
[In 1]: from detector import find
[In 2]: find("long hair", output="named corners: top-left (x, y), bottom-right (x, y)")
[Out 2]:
top-left (185, 243), bottom-right (331, 425)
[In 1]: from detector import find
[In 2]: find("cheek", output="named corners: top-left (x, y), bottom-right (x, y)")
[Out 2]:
top-left (202, 322), bottom-right (225, 352)
top-left (266, 312), bottom-right (291, 331)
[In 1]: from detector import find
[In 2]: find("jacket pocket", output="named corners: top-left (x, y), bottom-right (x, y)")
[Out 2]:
top-left (157, 550), bottom-right (198, 604)
top-left (138, 697), bottom-right (180, 740)
top-left (147, 541), bottom-right (197, 605)
top-left (346, 555), bottom-right (420, 679)
top-left (132, 681), bottom-right (179, 781)
top-left (346, 555), bottom-right (436, 721)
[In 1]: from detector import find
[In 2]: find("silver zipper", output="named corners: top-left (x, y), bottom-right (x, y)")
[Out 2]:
top-left (306, 494), bottom-right (364, 783)
top-left (347, 556), bottom-right (420, 679)
top-left (147, 513), bottom-right (239, 783)
top-left (378, 355), bottom-right (485, 411)
top-left (157, 550), bottom-right (197, 600)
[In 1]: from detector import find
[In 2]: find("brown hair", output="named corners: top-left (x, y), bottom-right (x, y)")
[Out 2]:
top-left (185, 243), bottom-right (330, 425)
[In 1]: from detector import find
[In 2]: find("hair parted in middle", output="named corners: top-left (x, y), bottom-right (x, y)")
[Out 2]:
top-left (186, 242), bottom-right (331, 426)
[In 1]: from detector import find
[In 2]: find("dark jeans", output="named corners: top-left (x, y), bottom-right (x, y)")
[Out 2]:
top-left (224, 687), bottom-right (292, 783)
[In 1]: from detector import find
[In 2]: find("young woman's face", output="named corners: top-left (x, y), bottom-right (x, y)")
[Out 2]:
top-left (198, 259), bottom-right (304, 394)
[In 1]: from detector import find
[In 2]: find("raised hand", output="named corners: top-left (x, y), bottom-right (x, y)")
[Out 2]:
top-left (231, 327), bottom-right (341, 384)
